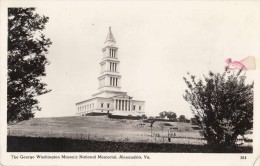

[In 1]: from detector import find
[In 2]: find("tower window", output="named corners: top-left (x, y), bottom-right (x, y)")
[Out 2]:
top-left (109, 63), bottom-right (116, 71)
top-left (110, 49), bottom-right (113, 57)
top-left (107, 103), bottom-right (110, 108)
top-left (101, 103), bottom-right (103, 108)
top-left (139, 106), bottom-right (141, 110)
top-left (133, 105), bottom-right (136, 110)
top-left (109, 49), bottom-right (116, 58)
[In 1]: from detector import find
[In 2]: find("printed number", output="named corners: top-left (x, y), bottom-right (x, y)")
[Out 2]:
top-left (240, 156), bottom-right (246, 159)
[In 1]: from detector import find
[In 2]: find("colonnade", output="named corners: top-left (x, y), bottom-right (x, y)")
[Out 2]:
top-left (115, 99), bottom-right (131, 111)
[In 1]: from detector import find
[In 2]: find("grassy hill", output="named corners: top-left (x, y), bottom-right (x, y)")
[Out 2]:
top-left (8, 116), bottom-right (203, 144)
top-left (7, 116), bottom-right (253, 152)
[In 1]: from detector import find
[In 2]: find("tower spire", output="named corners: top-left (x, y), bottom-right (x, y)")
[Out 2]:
top-left (105, 26), bottom-right (116, 43)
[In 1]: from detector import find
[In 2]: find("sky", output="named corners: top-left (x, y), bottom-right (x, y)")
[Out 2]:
top-left (23, 1), bottom-right (260, 118)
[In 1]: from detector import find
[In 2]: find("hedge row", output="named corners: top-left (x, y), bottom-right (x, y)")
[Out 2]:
top-left (7, 136), bottom-right (252, 153)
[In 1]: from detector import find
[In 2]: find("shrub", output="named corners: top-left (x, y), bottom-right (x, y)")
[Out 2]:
top-left (183, 69), bottom-right (253, 148)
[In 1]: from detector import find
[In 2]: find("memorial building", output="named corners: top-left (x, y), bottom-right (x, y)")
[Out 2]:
top-left (75, 27), bottom-right (145, 117)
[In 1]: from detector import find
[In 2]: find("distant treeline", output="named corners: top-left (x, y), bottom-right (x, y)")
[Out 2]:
top-left (107, 114), bottom-right (191, 123)
top-left (108, 114), bottom-right (144, 120)
top-left (7, 136), bottom-right (252, 153)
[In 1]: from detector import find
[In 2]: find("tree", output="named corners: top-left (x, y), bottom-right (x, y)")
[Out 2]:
top-left (159, 111), bottom-right (177, 120)
top-left (190, 118), bottom-right (197, 125)
top-left (183, 69), bottom-right (253, 149)
top-left (178, 115), bottom-right (186, 122)
top-left (8, 8), bottom-right (52, 123)
top-left (179, 115), bottom-right (185, 120)
top-left (159, 111), bottom-right (167, 119)
top-left (167, 112), bottom-right (177, 120)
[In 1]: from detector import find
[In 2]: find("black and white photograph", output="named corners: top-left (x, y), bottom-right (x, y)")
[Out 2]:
top-left (0, 0), bottom-right (260, 166)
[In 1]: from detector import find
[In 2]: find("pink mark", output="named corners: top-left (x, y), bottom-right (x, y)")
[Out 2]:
top-left (225, 56), bottom-right (256, 71)
top-left (226, 58), bottom-right (247, 70)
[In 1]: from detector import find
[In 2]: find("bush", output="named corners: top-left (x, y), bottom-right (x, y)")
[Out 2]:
top-left (183, 69), bottom-right (253, 148)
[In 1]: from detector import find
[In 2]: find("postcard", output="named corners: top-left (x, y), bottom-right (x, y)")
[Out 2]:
top-left (0, 0), bottom-right (260, 165)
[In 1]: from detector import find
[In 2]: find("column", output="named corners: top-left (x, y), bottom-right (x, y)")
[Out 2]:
top-left (130, 100), bottom-right (132, 111)
top-left (121, 100), bottom-right (123, 110)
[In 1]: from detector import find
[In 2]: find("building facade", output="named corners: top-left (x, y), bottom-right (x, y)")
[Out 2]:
top-left (75, 27), bottom-right (145, 117)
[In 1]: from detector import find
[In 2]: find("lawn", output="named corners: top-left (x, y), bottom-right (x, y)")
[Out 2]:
top-left (7, 116), bottom-right (253, 152)
top-left (8, 116), bottom-right (204, 144)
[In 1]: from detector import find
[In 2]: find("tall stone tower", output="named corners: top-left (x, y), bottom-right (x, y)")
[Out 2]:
top-left (92, 27), bottom-right (126, 98)
top-left (76, 27), bottom-right (145, 117)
